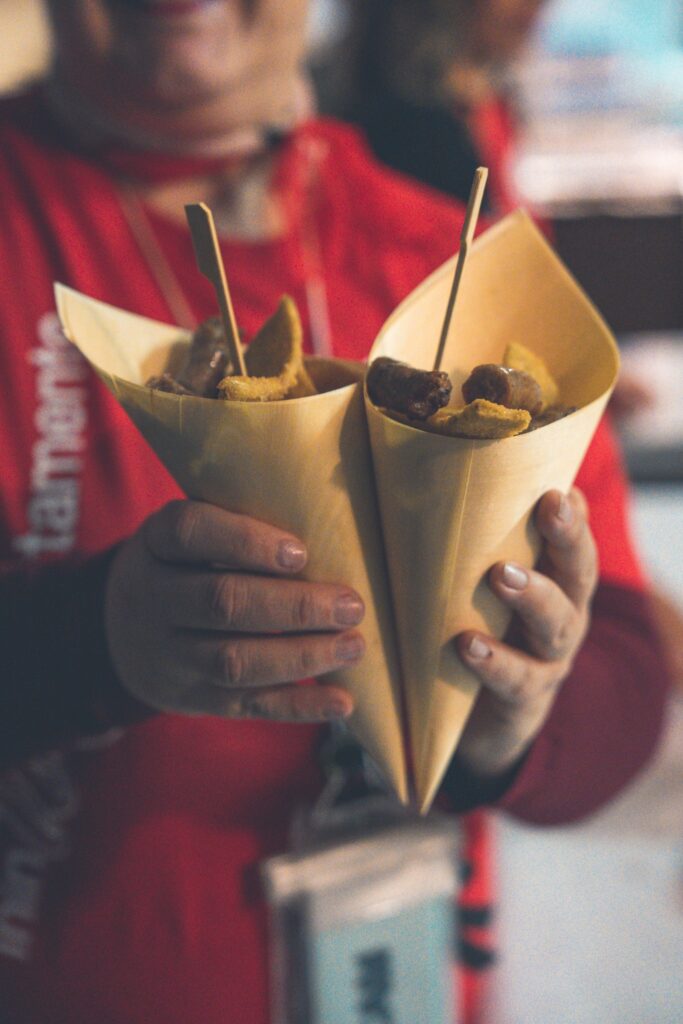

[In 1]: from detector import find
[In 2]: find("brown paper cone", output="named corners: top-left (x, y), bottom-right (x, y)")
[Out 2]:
top-left (55, 286), bottom-right (407, 803)
top-left (365, 211), bottom-right (620, 812)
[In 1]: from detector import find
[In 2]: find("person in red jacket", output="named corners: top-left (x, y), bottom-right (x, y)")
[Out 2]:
top-left (0, 2), bottom-right (669, 1022)
top-left (313, 0), bottom-right (546, 215)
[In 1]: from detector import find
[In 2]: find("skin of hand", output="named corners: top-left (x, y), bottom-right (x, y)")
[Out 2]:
top-left (105, 500), bottom-right (364, 723)
top-left (454, 487), bottom-right (597, 779)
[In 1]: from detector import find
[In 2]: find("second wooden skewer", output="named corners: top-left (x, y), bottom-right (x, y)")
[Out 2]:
top-left (432, 167), bottom-right (488, 373)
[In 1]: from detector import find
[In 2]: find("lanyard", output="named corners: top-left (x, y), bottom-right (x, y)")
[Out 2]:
top-left (116, 138), bottom-right (335, 356)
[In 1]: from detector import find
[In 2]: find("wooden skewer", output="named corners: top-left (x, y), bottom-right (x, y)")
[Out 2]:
top-left (185, 202), bottom-right (248, 376)
top-left (432, 167), bottom-right (488, 372)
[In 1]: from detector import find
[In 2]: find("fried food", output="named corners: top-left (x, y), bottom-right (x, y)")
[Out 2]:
top-left (146, 316), bottom-right (233, 398)
top-left (503, 342), bottom-right (559, 408)
top-left (367, 343), bottom-right (565, 439)
top-left (366, 356), bottom-right (452, 420)
top-left (146, 295), bottom-right (322, 403)
top-left (145, 372), bottom-right (195, 396)
top-left (180, 316), bottom-right (232, 396)
top-left (462, 364), bottom-right (543, 416)
top-left (527, 404), bottom-right (576, 431)
top-left (218, 296), bottom-right (314, 403)
top-left (427, 400), bottom-right (531, 439)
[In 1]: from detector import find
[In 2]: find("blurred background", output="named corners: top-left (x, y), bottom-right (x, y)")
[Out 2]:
top-left (2, 0), bottom-right (681, 1019)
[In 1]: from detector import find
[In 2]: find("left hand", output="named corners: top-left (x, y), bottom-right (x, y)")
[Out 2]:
top-left (454, 487), bottom-right (597, 779)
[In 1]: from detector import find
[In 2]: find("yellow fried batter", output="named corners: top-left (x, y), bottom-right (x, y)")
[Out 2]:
top-left (218, 375), bottom-right (292, 401)
top-left (218, 295), bottom-right (316, 402)
top-left (503, 342), bottom-right (559, 408)
top-left (426, 399), bottom-right (531, 439)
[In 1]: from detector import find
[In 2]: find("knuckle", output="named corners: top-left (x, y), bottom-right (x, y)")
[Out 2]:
top-left (269, 689), bottom-right (311, 723)
top-left (286, 695), bottom-right (315, 723)
top-left (172, 502), bottom-right (202, 552)
top-left (506, 663), bottom-right (536, 707)
top-left (233, 518), bottom-right (266, 567)
top-left (153, 500), bottom-right (201, 557)
top-left (293, 589), bottom-right (319, 631)
top-left (545, 635), bottom-right (566, 661)
top-left (218, 641), bottom-right (249, 687)
top-left (209, 574), bottom-right (244, 626)
top-left (545, 615), bottom-right (575, 660)
top-left (298, 642), bottom-right (323, 678)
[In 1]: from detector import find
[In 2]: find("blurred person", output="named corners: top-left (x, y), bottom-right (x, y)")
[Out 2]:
top-left (315, 0), bottom-right (547, 214)
top-left (0, 2), bottom-right (671, 1022)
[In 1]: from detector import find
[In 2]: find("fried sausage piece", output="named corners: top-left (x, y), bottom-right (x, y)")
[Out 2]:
top-left (146, 316), bottom-right (233, 397)
top-left (462, 364), bottom-right (543, 416)
top-left (180, 316), bottom-right (232, 397)
top-left (503, 342), bottom-right (559, 407)
top-left (366, 356), bottom-right (452, 420)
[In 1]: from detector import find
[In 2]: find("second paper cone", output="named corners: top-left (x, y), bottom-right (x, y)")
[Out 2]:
top-left (55, 286), bottom-right (407, 803)
top-left (366, 212), bottom-right (619, 812)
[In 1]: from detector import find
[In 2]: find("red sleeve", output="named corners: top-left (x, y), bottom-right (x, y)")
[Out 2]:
top-left (0, 550), bottom-right (154, 773)
top-left (495, 582), bottom-right (668, 824)
top-left (575, 414), bottom-right (645, 589)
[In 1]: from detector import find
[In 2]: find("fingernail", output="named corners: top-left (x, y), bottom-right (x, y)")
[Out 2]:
top-left (502, 562), bottom-right (528, 590)
top-left (334, 594), bottom-right (365, 626)
top-left (336, 634), bottom-right (365, 662)
top-left (324, 699), bottom-right (352, 720)
top-left (467, 636), bottom-right (491, 660)
top-left (277, 540), bottom-right (306, 570)
top-left (556, 494), bottom-right (572, 524)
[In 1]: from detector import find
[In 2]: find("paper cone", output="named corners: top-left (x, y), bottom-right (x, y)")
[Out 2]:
top-left (55, 286), bottom-right (407, 803)
top-left (365, 211), bottom-right (619, 812)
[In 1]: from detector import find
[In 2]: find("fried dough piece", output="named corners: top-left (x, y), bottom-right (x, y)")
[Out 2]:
top-left (462, 364), bottom-right (543, 415)
top-left (219, 295), bottom-right (313, 402)
top-left (366, 356), bottom-right (452, 420)
top-left (503, 342), bottom-right (559, 408)
top-left (219, 376), bottom-right (292, 401)
top-left (426, 399), bottom-right (531, 439)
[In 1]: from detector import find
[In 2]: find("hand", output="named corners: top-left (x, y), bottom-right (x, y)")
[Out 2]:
top-left (455, 488), bottom-right (597, 778)
top-left (105, 500), bottom-right (364, 722)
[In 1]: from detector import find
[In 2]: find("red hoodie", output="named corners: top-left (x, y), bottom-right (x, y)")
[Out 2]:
top-left (0, 92), bottom-right (667, 1024)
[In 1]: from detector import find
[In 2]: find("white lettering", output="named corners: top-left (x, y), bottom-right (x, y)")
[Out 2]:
top-left (12, 312), bottom-right (88, 560)
top-left (3, 313), bottom-right (89, 962)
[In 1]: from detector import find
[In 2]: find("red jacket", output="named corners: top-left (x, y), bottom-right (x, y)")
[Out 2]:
top-left (0, 92), bottom-right (666, 1024)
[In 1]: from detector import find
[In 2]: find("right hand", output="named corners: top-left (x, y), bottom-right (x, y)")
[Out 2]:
top-left (104, 500), bottom-right (364, 722)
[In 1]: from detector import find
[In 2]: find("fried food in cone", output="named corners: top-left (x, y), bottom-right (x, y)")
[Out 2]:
top-left (503, 340), bottom-right (559, 408)
top-left (365, 210), bottom-right (619, 812)
top-left (366, 356), bottom-right (452, 419)
top-left (55, 285), bottom-right (407, 804)
top-left (218, 295), bottom-right (317, 402)
top-left (461, 364), bottom-right (543, 416)
top-left (368, 351), bottom-right (553, 440)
